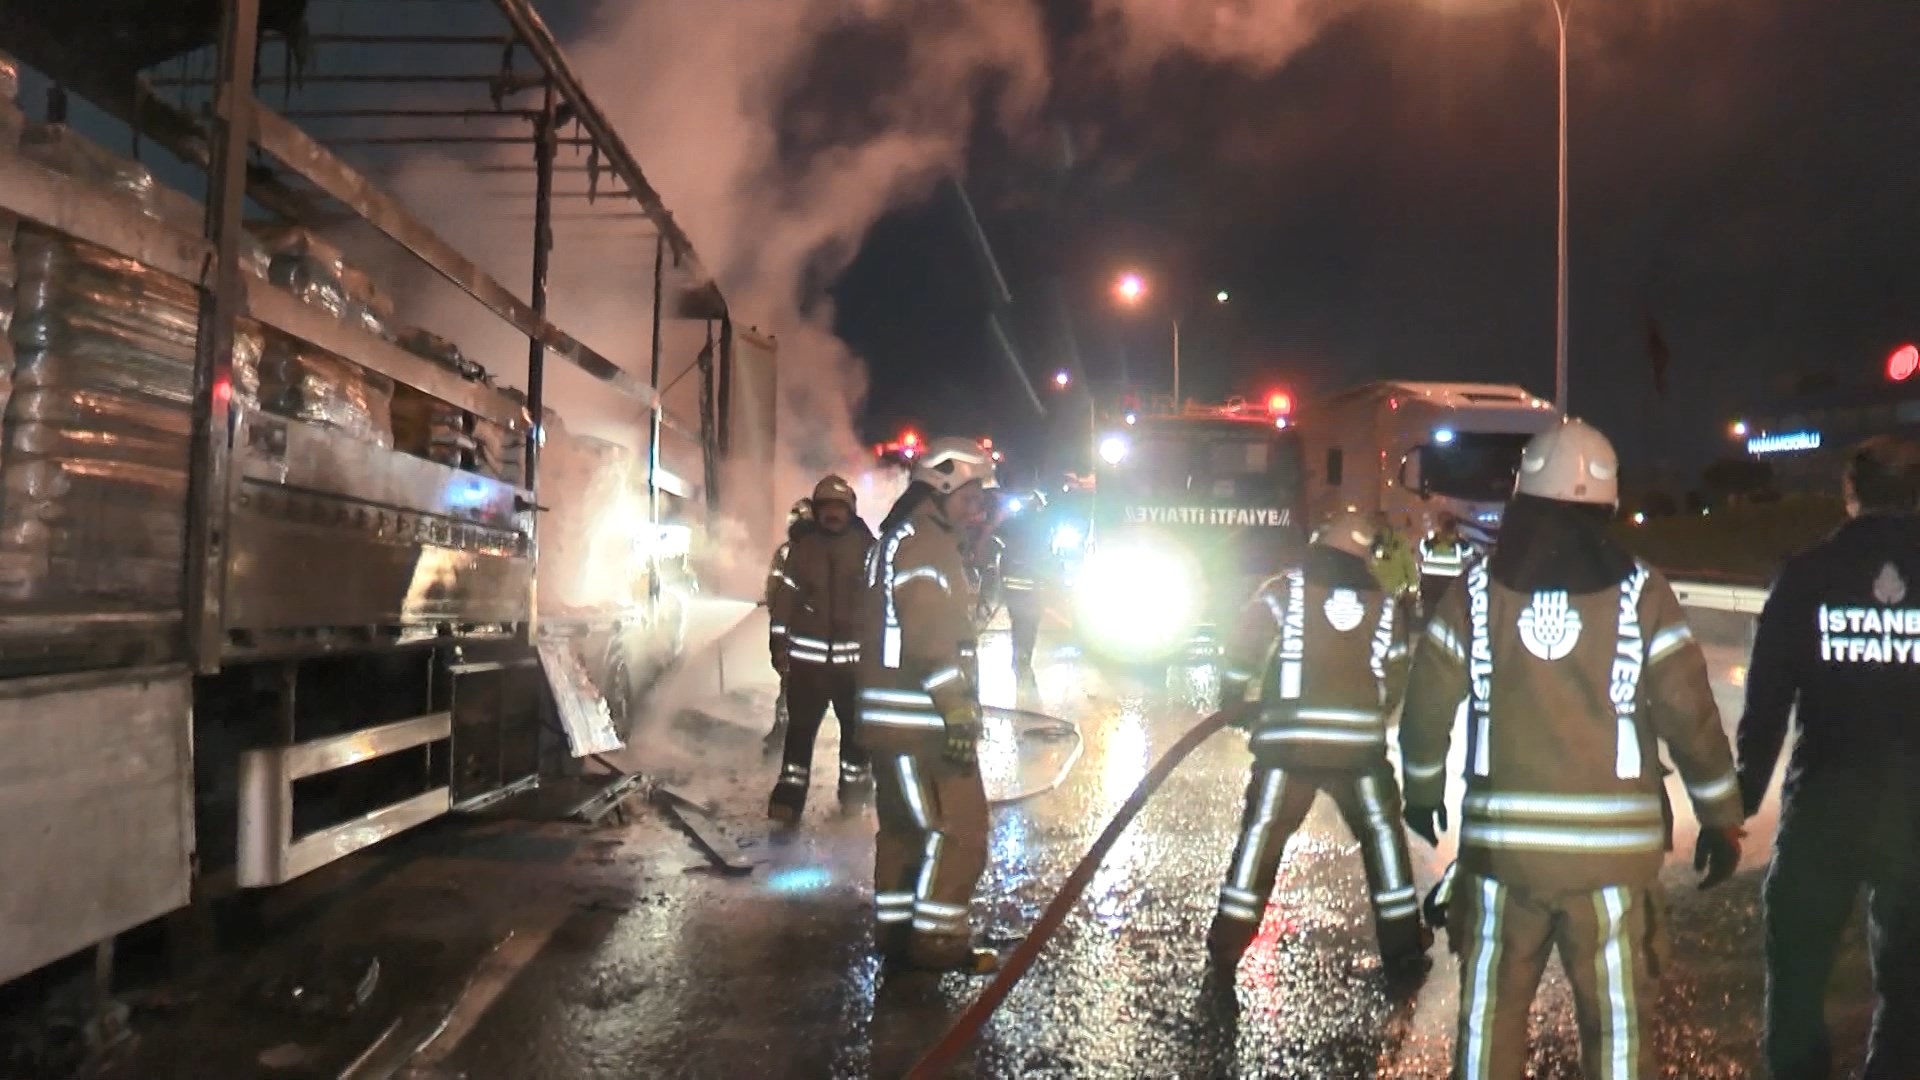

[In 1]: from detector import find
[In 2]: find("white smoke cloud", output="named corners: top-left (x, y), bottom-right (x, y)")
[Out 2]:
top-left (1085, 0), bottom-right (1361, 76)
top-left (350, 0), bottom-right (1360, 598)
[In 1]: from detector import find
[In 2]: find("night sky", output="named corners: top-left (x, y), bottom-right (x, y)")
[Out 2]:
top-left (833, 0), bottom-right (1919, 487)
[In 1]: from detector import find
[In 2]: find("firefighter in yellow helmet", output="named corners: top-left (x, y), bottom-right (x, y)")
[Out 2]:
top-left (762, 497), bottom-right (814, 751)
top-left (1208, 510), bottom-right (1429, 990)
top-left (859, 437), bottom-right (1001, 973)
top-left (767, 476), bottom-right (874, 821)
top-left (1399, 418), bottom-right (1744, 1080)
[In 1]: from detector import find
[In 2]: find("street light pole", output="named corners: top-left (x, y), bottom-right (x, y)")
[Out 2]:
top-left (1552, 0), bottom-right (1570, 411)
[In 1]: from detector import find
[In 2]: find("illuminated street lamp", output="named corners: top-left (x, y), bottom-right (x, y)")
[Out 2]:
top-left (1111, 273), bottom-right (1232, 407)
top-left (1730, 420), bottom-right (1748, 438)
top-left (1053, 369), bottom-right (1071, 388)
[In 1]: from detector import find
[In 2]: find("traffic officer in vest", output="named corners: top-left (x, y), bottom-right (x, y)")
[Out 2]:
top-left (1209, 509), bottom-right (1429, 984)
top-left (999, 488), bottom-right (1052, 679)
top-left (1735, 435), bottom-right (1920, 1080)
top-left (859, 438), bottom-right (1001, 973)
top-left (1418, 511), bottom-right (1469, 619)
top-left (767, 477), bottom-right (873, 822)
top-left (1399, 418), bottom-right (1745, 1080)
top-left (763, 497), bottom-right (814, 751)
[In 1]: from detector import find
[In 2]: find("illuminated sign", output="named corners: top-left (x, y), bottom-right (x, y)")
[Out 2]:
top-left (1747, 430), bottom-right (1822, 455)
top-left (1120, 505), bottom-right (1291, 527)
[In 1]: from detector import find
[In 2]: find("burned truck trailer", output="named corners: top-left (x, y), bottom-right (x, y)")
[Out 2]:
top-left (0, 1), bottom-right (778, 987)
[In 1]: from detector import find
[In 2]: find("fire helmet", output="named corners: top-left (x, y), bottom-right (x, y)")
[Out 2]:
top-left (787, 498), bottom-right (813, 526)
top-left (812, 474), bottom-right (856, 510)
top-left (912, 437), bottom-right (998, 496)
top-left (1515, 418), bottom-right (1619, 506)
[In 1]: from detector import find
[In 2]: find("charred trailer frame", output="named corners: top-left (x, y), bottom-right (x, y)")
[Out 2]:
top-left (0, 0), bottom-right (772, 989)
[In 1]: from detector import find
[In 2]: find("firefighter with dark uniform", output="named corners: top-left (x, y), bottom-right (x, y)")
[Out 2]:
top-left (1735, 435), bottom-right (1920, 1080)
top-left (1418, 511), bottom-right (1469, 620)
top-left (766, 477), bottom-right (873, 822)
top-left (763, 497), bottom-right (814, 751)
top-left (998, 489), bottom-right (1052, 679)
top-left (1208, 510), bottom-right (1429, 982)
top-left (1399, 418), bottom-right (1745, 1080)
top-left (858, 437), bottom-right (1001, 973)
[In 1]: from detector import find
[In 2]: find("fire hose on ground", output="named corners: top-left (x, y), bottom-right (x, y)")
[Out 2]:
top-left (903, 708), bottom-right (1234, 1079)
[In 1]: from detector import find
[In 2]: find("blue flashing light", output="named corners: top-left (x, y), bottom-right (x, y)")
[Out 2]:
top-left (1433, 428), bottom-right (1456, 445)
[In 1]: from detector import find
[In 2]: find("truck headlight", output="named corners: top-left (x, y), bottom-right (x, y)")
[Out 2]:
top-left (1073, 541), bottom-right (1199, 659)
top-left (1050, 523), bottom-right (1083, 554)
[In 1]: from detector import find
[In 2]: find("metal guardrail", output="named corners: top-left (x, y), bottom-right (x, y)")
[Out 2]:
top-left (1671, 579), bottom-right (1769, 615)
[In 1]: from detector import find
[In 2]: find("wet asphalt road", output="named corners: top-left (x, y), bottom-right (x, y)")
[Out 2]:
top-left (402, 611), bottom-right (1871, 1080)
top-left (82, 607), bottom-right (1876, 1079)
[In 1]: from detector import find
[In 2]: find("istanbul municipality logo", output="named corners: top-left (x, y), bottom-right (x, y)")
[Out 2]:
top-left (1518, 590), bottom-right (1582, 661)
top-left (1874, 563), bottom-right (1907, 605)
top-left (1323, 589), bottom-right (1365, 633)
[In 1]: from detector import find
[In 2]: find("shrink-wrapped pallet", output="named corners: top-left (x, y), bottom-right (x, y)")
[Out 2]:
top-left (259, 332), bottom-right (394, 448)
top-left (390, 328), bottom-right (482, 467)
top-left (0, 224), bottom-right (263, 609)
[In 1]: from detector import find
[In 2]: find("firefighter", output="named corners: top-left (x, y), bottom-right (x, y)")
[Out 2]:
top-left (767, 477), bottom-right (873, 821)
top-left (1418, 511), bottom-right (1469, 619)
top-left (763, 497), bottom-right (814, 751)
top-left (1399, 418), bottom-right (1744, 1080)
top-left (1735, 435), bottom-right (1920, 1080)
top-left (1370, 511), bottom-right (1422, 634)
top-left (1208, 510), bottom-right (1429, 984)
top-left (998, 489), bottom-right (1052, 679)
top-left (858, 437), bottom-right (1000, 973)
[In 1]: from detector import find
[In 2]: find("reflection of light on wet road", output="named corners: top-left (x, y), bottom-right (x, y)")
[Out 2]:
top-left (976, 711), bottom-right (1022, 797)
top-left (1098, 701), bottom-right (1151, 807)
top-left (766, 866), bottom-right (834, 894)
top-left (977, 629), bottom-right (1017, 709)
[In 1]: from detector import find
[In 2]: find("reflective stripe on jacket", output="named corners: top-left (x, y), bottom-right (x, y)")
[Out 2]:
top-left (1400, 557), bottom-right (1742, 892)
top-left (858, 498), bottom-right (980, 750)
top-left (770, 523), bottom-right (873, 667)
top-left (1222, 568), bottom-right (1408, 771)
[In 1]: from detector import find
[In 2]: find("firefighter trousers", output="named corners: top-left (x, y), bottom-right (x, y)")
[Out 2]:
top-left (1209, 762), bottom-right (1425, 965)
top-left (1006, 586), bottom-right (1040, 672)
top-left (1763, 787), bottom-right (1920, 1080)
top-left (1449, 874), bottom-right (1663, 1080)
top-left (772, 663), bottom-right (868, 809)
top-left (873, 749), bottom-right (988, 968)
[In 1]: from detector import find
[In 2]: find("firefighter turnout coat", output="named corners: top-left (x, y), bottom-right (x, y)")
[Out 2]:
top-left (1211, 550), bottom-right (1425, 961)
top-left (1400, 555), bottom-right (1743, 1079)
top-left (768, 520), bottom-right (873, 670)
top-left (859, 495), bottom-right (988, 965)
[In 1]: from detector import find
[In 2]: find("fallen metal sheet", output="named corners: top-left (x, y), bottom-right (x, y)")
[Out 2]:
top-left (567, 773), bottom-right (651, 826)
top-left (536, 642), bottom-right (623, 757)
top-left (656, 798), bottom-right (755, 876)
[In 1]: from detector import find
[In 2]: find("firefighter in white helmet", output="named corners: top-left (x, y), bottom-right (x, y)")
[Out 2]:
top-left (859, 436), bottom-right (1001, 973)
top-left (1399, 418), bottom-right (1744, 1080)
top-left (1208, 509), bottom-right (1429, 990)
top-left (767, 476), bottom-right (874, 821)
top-left (762, 497), bottom-right (815, 751)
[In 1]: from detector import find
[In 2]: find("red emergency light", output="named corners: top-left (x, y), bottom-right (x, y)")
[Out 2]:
top-left (902, 430), bottom-right (920, 447)
top-left (1888, 344), bottom-right (1918, 383)
top-left (1265, 391), bottom-right (1293, 416)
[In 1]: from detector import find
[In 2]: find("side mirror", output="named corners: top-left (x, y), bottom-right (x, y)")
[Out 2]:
top-left (1398, 448), bottom-right (1430, 500)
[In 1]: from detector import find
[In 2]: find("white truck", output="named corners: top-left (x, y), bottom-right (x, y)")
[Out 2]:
top-left (1299, 381), bottom-right (1560, 549)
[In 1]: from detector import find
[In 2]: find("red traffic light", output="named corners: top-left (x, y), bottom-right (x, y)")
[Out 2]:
top-left (1888, 344), bottom-right (1918, 383)
top-left (1265, 391), bottom-right (1293, 416)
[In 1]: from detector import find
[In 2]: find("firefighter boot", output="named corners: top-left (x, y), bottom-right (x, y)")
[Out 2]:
top-left (837, 760), bottom-right (874, 809)
top-left (767, 763), bottom-right (808, 825)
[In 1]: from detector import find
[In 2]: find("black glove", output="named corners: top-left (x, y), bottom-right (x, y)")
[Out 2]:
top-left (1404, 804), bottom-right (1448, 846)
top-left (1693, 825), bottom-right (1744, 890)
top-left (943, 721), bottom-right (981, 769)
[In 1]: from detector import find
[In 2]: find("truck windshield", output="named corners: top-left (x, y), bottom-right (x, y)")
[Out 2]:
top-left (1113, 423), bottom-right (1300, 502)
top-left (1424, 432), bottom-right (1534, 502)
